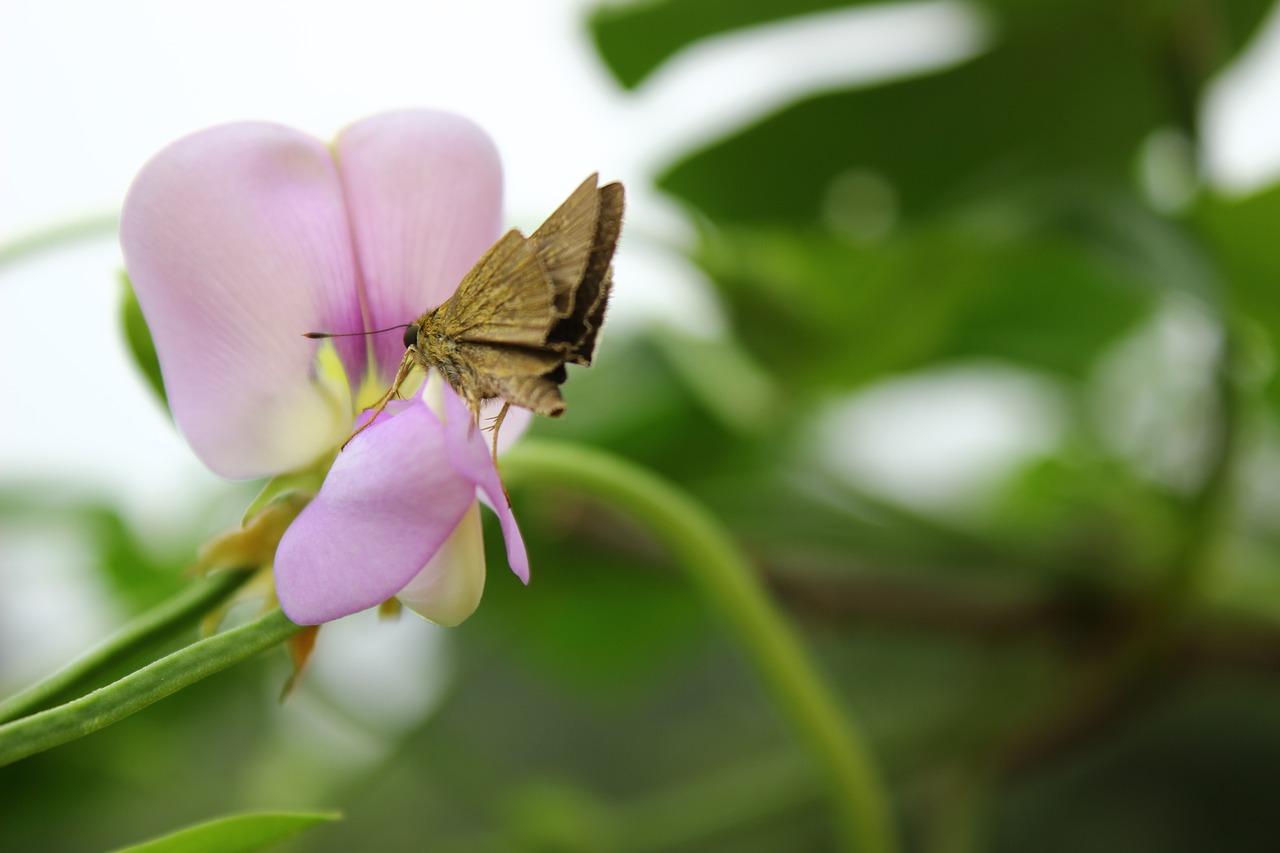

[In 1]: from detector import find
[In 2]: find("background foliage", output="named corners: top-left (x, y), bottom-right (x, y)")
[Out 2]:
top-left (5, 1), bottom-right (1280, 850)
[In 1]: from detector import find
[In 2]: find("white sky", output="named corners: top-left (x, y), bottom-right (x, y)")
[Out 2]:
top-left (0, 0), bottom-right (1000, 524)
top-left (2, 0), bottom-right (1280, 680)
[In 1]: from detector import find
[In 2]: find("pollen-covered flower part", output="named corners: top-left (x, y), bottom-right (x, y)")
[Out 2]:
top-left (120, 110), bottom-right (530, 625)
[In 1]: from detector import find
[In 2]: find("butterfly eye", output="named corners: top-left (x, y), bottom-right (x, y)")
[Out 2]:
top-left (403, 324), bottom-right (419, 349)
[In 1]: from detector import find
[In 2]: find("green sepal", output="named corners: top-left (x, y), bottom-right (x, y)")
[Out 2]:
top-left (119, 271), bottom-right (168, 408)
top-left (106, 810), bottom-right (341, 853)
top-left (242, 465), bottom-right (329, 527)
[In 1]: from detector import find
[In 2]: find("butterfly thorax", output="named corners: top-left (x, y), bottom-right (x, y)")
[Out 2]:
top-left (411, 311), bottom-right (497, 410)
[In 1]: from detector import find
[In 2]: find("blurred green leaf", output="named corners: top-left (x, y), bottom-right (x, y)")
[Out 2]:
top-left (659, 7), bottom-right (1169, 226)
top-left (986, 451), bottom-right (1186, 588)
top-left (696, 218), bottom-right (1156, 390)
top-left (590, 0), bottom-right (1276, 93)
top-left (0, 485), bottom-right (187, 612)
top-left (589, 0), bottom-right (872, 89)
top-left (1196, 183), bottom-right (1280, 405)
top-left (120, 272), bottom-right (168, 408)
top-left (107, 811), bottom-right (340, 853)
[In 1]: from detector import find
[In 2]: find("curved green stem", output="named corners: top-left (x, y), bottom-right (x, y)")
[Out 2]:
top-left (501, 440), bottom-right (896, 853)
top-left (0, 570), bottom-right (253, 724)
top-left (0, 608), bottom-right (300, 767)
top-left (0, 213), bottom-right (119, 272)
top-left (434, 749), bottom-right (818, 853)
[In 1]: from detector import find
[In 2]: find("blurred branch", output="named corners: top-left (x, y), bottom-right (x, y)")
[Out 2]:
top-left (988, 633), bottom-right (1177, 782)
top-left (769, 570), bottom-right (1130, 645)
top-left (0, 212), bottom-right (119, 273)
top-left (0, 569), bottom-right (253, 724)
top-left (1183, 618), bottom-right (1280, 675)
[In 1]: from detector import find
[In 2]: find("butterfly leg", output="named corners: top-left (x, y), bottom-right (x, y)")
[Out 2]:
top-left (478, 401), bottom-right (513, 507)
top-left (341, 352), bottom-right (415, 450)
top-left (488, 402), bottom-right (511, 459)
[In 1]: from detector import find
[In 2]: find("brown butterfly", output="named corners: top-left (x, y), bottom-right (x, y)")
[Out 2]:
top-left (312, 173), bottom-right (624, 452)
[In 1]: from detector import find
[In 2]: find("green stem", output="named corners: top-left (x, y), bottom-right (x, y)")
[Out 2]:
top-left (0, 608), bottom-right (300, 767)
top-left (0, 570), bottom-right (253, 724)
top-left (501, 440), bottom-right (897, 853)
top-left (1165, 329), bottom-right (1240, 614)
top-left (0, 213), bottom-right (119, 272)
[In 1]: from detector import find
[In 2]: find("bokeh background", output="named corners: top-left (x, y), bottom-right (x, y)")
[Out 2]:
top-left (5, 0), bottom-right (1280, 850)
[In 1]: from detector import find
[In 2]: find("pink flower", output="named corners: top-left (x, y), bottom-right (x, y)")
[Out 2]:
top-left (120, 110), bottom-right (529, 626)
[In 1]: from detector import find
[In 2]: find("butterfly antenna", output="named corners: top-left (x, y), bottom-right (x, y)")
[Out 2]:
top-left (304, 324), bottom-right (411, 339)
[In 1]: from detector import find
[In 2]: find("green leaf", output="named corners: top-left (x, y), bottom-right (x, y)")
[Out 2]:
top-left (589, 0), bottom-right (872, 89)
top-left (590, 0), bottom-right (1275, 92)
top-left (1196, 183), bottom-right (1280, 407)
top-left (107, 811), bottom-right (340, 853)
top-left (1198, 185), bottom-right (1280, 316)
top-left (120, 271), bottom-right (168, 408)
top-left (658, 6), bottom-right (1169, 226)
top-left (242, 467), bottom-right (328, 526)
top-left (1219, 0), bottom-right (1280, 66)
top-left (695, 217), bottom-right (1157, 390)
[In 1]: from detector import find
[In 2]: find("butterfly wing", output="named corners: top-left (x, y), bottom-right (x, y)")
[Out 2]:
top-left (415, 175), bottom-right (623, 418)
top-left (531, 174), bottom-right (600, 319)
top-left (455, 341), bottom-right (566, 416)
top-left (547, 180), bottom-right (623, 365)
top-left (431, 229), bottom-right (555, 348)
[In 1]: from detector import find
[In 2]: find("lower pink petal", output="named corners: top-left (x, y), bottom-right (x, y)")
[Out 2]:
top-left (274, 400), bottom-right (476, 624)
top-left (442, 387), bottom-right (530, 583)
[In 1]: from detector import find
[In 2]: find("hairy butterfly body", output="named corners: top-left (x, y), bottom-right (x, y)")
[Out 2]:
top-left (345, 174), bottom-right (623, 451)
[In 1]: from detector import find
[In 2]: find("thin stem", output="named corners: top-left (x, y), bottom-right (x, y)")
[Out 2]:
top-left (501, 440), bottom-right (897, 853)
top-left (0, 213), bottom-right (119, 272)
top-left (613, 749), bottom-right (818, 852)
top-left (0, 608), bottom-right (300, 767)
top-left (0, 570), bottom-right (253, 724)
top-left (432, 750), bottom-right (819, 853)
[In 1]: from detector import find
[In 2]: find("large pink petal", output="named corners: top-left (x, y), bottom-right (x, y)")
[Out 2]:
top-left (121, 123), bottom-right (366, 479)
top-left (333, 110), bottom-right (504, 381)
top-left (442, 386), bottom-right (530, 583)
top-left (274, 400), bottom-right (477, 625)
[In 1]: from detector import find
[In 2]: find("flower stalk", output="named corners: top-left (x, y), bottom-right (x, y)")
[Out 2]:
top-left (500, 440), bottom-right (897, 853)
top-left (0, 608), bottom-right (299, 767)
top-left (0, 569), bottom-right (253, 725)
